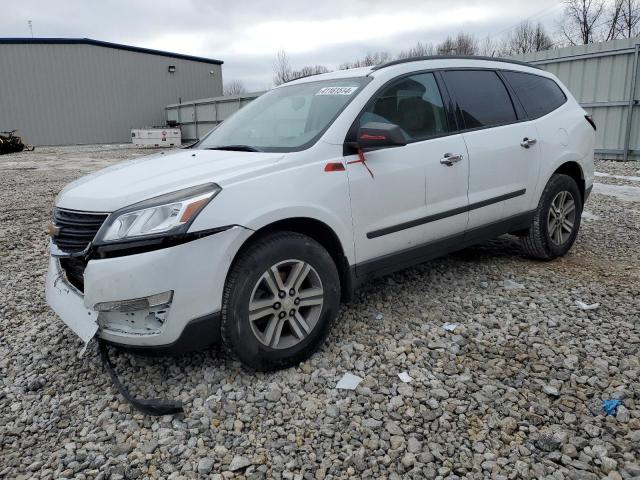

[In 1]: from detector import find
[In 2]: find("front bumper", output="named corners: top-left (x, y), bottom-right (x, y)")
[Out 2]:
top-left (45, 226), bottom-right (252, 350)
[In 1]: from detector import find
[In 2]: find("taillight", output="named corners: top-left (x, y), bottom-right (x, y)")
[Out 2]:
top-left (585, 115), bottom-right (596, 131)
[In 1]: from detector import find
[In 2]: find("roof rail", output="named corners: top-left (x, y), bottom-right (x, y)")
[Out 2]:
top-left (371, 55), bottom-right (538, 71)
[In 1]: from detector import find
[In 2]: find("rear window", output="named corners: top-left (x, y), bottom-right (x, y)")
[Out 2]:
top-left (502, 71), bottom-right (567, 119)
top-left (444, 70), bottom-right (517, 129)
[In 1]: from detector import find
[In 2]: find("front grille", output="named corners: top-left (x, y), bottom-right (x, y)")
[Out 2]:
top-left (52, 208), bottom-right (108, 254)
top-left (60, 257), bottom-right (88, 292)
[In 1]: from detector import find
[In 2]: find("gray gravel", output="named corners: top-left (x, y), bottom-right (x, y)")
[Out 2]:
top-left (1, 145), bottom-right (639, 479)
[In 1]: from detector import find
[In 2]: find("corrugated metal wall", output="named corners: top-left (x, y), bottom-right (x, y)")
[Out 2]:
top-left (513, 38), bottom-right (640, 161)
top-left (166, 92), bottom-right (263, 141)
top-left (0, 43), bottom-right (223, 145)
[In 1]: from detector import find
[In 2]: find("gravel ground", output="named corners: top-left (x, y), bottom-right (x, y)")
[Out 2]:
top-left (1, 145), bottom-right (639, 480)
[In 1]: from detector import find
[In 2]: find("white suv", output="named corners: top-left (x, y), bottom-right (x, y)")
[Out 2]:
top-left (46, 56), bottom-right (595, 370)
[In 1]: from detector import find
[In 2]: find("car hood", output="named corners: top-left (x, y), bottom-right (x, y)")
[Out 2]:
top-left (56, 149), bottom-right (285, 212)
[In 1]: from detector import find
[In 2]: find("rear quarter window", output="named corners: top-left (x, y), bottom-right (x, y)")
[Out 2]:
top-left (502, 71), bottom-right (567, 119)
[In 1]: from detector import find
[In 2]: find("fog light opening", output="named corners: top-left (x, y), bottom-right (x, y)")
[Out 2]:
top-left (94, 291), bottom-right (173, 313)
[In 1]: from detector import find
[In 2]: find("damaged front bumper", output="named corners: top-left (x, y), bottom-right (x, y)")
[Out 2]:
top-left (45, 225), bottom-right (252, 353)
top-left (46, 258), bottom-right (99, 348)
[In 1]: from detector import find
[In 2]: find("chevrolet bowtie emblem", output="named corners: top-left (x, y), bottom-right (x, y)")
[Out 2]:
top-left (47, 223), bottom-right (61, 237)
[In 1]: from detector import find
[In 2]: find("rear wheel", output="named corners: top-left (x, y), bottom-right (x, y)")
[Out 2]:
top-left (221, 231), bottom-right (340, 370)
top-left (520, 173), bottom-right (582, 260)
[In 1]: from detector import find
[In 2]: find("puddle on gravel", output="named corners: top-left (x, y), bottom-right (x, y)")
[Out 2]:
top-left (594, 171), bottom-right (640, 182)
top-left (592, 183), bottom-right (640, 202)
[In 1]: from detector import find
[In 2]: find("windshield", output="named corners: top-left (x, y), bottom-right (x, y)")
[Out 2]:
top-left (197, 77), bottom-right (369, 152)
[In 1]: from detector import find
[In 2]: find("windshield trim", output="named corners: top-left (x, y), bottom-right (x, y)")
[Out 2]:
top-left (195, 76), bottom-right (373, 153)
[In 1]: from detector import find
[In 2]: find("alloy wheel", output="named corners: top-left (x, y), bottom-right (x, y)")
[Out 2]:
top-left (248, 259), bottom-right (324, 349)
top-left (547, 190), bottom-right (576, 245)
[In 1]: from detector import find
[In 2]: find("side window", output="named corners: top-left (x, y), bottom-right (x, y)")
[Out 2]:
top-left (444, 70), bottom-right (517, 129)
top-left (502, 71), bottom-right (567, 119)
top-left (360, 73), bottom-right (448, 141)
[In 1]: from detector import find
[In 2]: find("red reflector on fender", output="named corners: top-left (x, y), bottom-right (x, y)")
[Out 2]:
top-left (324, 162), bottom-right (345, 172)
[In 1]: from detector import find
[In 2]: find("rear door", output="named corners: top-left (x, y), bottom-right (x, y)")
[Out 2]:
top-left (442, 69), bottom-right (540, 232)
top-left (345, 72), bottom-right (469, 269)
top-left (500, 70), bottom-right (571, 202)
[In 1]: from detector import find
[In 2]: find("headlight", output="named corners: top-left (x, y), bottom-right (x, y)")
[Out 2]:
top-left (97, 183), bottom-right (221, 243)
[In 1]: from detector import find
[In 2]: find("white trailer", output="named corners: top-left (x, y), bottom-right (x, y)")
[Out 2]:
top-left (131, 127), bottom-right (181, 147)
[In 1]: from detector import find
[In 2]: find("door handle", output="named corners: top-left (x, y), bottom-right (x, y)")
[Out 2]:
top-left (440, 153), bottom-right (463, 166)
top-left (520, 137), bottom-right (537, 148)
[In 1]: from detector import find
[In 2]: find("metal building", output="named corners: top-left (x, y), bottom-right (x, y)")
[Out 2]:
top-left (513, 37), bottom-right (640, 161)
top-left (0, 38), bottom-right (223, 146)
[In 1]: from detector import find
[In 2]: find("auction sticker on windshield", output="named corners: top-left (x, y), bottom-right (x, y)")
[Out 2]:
top-left (316, 86), bottom-right (358, 95)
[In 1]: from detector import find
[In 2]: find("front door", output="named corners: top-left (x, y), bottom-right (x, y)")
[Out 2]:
top-left (345, 72), bottom-right (470, 271)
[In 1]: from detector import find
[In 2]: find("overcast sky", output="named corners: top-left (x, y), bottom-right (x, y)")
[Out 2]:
top-left (3, 0), bottom-right (563, 91)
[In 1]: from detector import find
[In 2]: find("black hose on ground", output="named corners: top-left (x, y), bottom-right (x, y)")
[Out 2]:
top-left (98, 340), bottom-right (183, 416)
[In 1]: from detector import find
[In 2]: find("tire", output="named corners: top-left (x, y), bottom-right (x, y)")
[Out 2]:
top-left (10, 137), bottom-right (24, 153)
top-left (221, 231), bottom-right (340, 371)
top-left (520, 173), bottom-right (583, 260)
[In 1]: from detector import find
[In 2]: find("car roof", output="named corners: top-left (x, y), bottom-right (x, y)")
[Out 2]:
top-left (283, 56), bottom-right (540, 87)
top-left (281, 66), bottom-right (373, 86)
top-left (371, 55), bottom-right (538, 71)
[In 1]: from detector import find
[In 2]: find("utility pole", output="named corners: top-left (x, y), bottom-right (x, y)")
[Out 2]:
top-left (28, 20), bottom-right (34, 38)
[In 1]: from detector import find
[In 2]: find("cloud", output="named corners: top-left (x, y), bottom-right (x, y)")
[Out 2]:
top-left (2, 0), bottom-right (563, 90)
top-left (219, 6), bottom-right (499, 56)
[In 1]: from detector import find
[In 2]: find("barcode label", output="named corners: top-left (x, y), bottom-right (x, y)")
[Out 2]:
top-left (316, 86), bottom-right (358, 96)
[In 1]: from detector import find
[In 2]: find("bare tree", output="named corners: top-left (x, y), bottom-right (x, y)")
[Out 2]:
top-left (273, 51), bottom-right (331, 85)
top-left (437, 37), bottom-right (456, 55)
top-left (559, 0), bottom-right (639, 43)
top-left (339, 51), bottom-right (392, 69)
top-left (478, 36), bottom-right (499, 57)
top-left (603, 0), bottom-right (626, 40)
top-left (503, 21), bottom-right (555, 55)
top-left (437, 33), bottom-right (478, 55)
top-left (533, 23), bottom-right (556, 51)
top-left (273, 50), bottom-right (293, 86)
top-left (396, 42), bottom-right (435, 59)
top-left (292, 65), bottom-right (330, 79)
top-left (223, 79), bottom-right (247, 96)
top-left (617, 0), bottom-right (640, 37)
top-left (560, 0), bottom-right (607, 45)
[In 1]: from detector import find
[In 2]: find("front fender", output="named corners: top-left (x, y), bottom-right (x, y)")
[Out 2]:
top-left (241, 204), bottom-right (355, 264)
top-left (188, 158), bottom-right (355, 264)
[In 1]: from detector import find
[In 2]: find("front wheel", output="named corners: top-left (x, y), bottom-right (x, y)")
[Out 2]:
top-left (520, 173), bottom-right (583, 260)
top-left (221, 231), bottom-right (340, 371)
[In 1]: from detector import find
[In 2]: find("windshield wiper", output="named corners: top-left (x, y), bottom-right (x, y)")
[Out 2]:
top-left (205, 144), bottom-right (262, 152)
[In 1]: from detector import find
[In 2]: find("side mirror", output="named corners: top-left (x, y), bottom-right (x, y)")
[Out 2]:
top-left (356, 122), bottom-right (407, 149)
